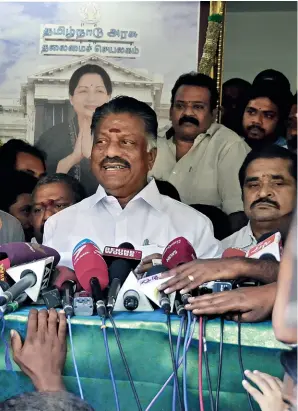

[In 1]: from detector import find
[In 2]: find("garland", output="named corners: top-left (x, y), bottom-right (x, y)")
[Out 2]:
top-left (198, 13), bottom-right (223, 76)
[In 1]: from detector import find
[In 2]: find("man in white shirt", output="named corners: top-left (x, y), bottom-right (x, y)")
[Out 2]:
top-left (149, 72), bottom-right (251, 233)
top-left (43, 96), bottom-right (222, 267)
top-left (158, 145), bottom-right (297, 322)
top-left (222, 145), bottom-right (297, 251)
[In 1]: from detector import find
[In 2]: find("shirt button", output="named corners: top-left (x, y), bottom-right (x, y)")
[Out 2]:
top-left (172, 171), bottom-right (176, 175)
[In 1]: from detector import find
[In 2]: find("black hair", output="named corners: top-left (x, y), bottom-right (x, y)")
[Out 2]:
top-left (91, 95), bottom-right (158, 139)
top-left (69, 64), bottom-right (112, 96)
top-left (223, 78), bottom-right (251, 90)
top-left (171, 72), bottom-right (219, 111)
top-left (239, 145), bottom-right (297, 189)
top-left (0, 391), bottom-right (95, 411)
top-left (0, 139), bottom-right (46, 173)
top-left (0, 170), bottom-right (38, 212)
top-left (155, 180), bottom-right (181, 201)
top-left (33, 173), bottom-right (86, 204)
top-left (253, 69), bottom-right (291, 93)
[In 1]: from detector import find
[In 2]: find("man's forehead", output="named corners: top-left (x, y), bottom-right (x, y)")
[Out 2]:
top-left (247, 97), bottom-right (278, 111)
top-left (34, 183), bottom-right (70, 201)
top-left (175, 85), bottom-right (210, 101)
top-left (246, 157), bottom-right (291, 175)
top-left (95, 112), bottom-right (146, 134)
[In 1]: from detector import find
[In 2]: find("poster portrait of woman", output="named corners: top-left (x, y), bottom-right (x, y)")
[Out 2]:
top-left (36, 64), bottom-right (112, 195)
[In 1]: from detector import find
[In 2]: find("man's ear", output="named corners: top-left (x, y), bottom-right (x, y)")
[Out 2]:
top-left (169, 106), bottom-right (173, 121)
top-left (148, 147), bottom-right (157, 171)
top-left (69, 96), bottom-right (73, 106)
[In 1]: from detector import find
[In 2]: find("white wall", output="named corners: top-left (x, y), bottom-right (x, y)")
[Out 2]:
top-left (223, 10), bottom-right (297, 92)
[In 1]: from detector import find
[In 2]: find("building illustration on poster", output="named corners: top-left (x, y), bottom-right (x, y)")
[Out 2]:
top-left (0, 1), bottom-right (200, 190)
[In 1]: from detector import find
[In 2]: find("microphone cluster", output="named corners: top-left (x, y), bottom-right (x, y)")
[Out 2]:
top-left (0, 231), bottom-right (282, 411)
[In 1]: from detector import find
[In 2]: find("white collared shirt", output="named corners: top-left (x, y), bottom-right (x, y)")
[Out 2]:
top-left (221, 223), bottom-right (257, 252)
top-left (149, 123), bottom-right (251, 215)
top-left (43, 179), bottom-right (222, 268)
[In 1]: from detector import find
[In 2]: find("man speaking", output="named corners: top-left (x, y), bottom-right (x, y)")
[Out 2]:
top-left (42, 96), bottom-right (222, 266)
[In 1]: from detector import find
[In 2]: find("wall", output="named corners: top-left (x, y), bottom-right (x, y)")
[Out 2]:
top-left (223, 7), bottom-right (297, 92)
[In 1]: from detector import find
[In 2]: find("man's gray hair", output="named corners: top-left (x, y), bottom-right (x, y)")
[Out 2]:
top-left (0, 392), bottom-right (95, 411)
top-left (32, 173), bottom-right (87, 204)
top-left (90, 96), bottom-right (158, 151)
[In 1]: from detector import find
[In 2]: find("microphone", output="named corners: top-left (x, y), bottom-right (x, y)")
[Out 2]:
top-left (0, 242), bottom-right (60, 267)
top-left (54, 266), bottom-right (81, 317)
top-left (90, 277), bottom-right (106, 318)
top-left (107, 259), bottom-right (132, 314)
top-left (0, 269), bottom-right (37, 306)
top-left (102, 242), bottom-right (142, 270)
top-left (72, 239), bottom-right (109, 318)
top-left (72, 240), bottom-right (109, 292)
top-left (4, 292), bottom-right (27, 315)
top-left (174, 293), bottom-right (186, 317)
top-left (145, 265), bottom-right (171, 314)
top-left (222, 248), bottom-right (246, 258)
top-left (246, 231), bottom-right (282, 261)
top-left (162, 237), bottom-right (197, 304)
top-left (123, 289), bottom-right (140, 311)
top-left (162, 237), bottom-right (197, 269)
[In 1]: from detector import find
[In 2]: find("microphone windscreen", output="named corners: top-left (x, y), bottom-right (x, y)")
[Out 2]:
top-left (259, 253), bottom-right (277, 262)
top-left (118, 242), bottom-right (134, 250)
top-left (0, 243), bottom-right (60, 266)
top-left (54, 266), bottom-right (81, 291)
top-left (72, 241), bottom-right (109, 293)
top-left (109, 259), bottom-right (131, 284)
top-left (222, 248), bottom-right (246, 258)
top-left (145, 265), bottom-right (168, 277)
top-left (162, 237), bottom-right (197, 269)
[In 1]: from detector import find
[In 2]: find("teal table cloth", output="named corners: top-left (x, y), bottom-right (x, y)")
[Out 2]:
top-left (0, 307), bottom-right (286, 411)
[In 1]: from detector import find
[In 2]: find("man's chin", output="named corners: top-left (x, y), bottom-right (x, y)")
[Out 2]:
top-left (251, 209), bottom-right (280, 222)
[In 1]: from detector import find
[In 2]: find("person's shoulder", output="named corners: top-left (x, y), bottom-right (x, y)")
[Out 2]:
top-left (0, 210), bottom-right (24, 242)
top-left (221, 224), bottom-right (250, 249)
top-left (211, 123), bottom-right (249, 145)
top-left (0, 210), bottom-right (21, 227)
top-left (160, 195), bottom-right (212, 224)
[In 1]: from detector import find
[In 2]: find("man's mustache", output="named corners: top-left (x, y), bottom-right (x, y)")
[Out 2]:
top-left (101, 156), bottom-right (130, 168)
top-left (247, 124), bottom-right (265, 134)
top-left (179, 116), bottom-right (199, 127)
top-left (251, 197), bottom-right (280, 209)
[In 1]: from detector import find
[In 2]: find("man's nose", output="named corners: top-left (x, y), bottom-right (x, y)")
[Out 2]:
top-left (105, 141), bottom-right (122, 158)
top-left (252, 112), bottom-right (263, 126)
top-left (183, 104), bottom-right (195, 116)
top-left (258, 182), bottom-right (274, 198)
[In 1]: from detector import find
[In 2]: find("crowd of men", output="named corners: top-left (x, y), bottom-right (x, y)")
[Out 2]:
top-left (0, 67), bottom-right (296, 410)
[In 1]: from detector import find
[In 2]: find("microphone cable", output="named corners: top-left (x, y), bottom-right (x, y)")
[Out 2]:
top-left (101, 318), bottom-right (120, 411)
top-left (198, 316), bottom-right (204, 411)
top-left (145, 316), bottom-right (197, 411)
top-left (215, 317), bottom-right (224, 411)
top-left (203, 317), bottom-right (215, 411)
top-left (237, 314), bottom-right (254, 411)
top-left (66, 316), bottom-right (84, 400)
top-left (172, 315), bottom-right (186, 411)
top-left (167, 313), bottom-right (184, 411)
top-left (108, 313), bottom-right (143, 411)
top-left (182, 311), bottom-right (192, 411)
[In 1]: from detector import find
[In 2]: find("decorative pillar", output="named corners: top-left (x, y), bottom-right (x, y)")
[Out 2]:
top-left (26, 85), bottom-right (36, 145)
